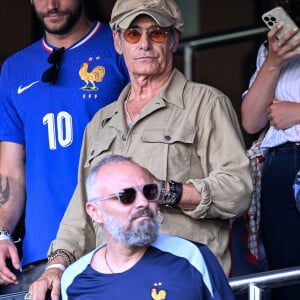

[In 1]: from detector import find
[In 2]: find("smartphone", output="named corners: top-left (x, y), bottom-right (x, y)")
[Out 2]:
top-left (262, 6), bottom-right (300, 49)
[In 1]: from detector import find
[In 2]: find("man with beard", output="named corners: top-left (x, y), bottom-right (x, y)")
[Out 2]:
top-left (59, 155), bottom-right (234, 300)
top-left (0, 0), bottom-right (129, 295)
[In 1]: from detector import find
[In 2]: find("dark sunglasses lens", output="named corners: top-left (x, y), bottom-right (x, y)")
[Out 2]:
top-left (143, 184), bottom-right (159, 201)
top-left (42, 66), bottom-right (59, 83)
top-left (119, 188), bottom-right (136, 204)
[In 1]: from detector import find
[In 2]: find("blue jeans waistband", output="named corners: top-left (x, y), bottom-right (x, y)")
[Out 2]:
top-left (269, 142), bottom-right (300, 152)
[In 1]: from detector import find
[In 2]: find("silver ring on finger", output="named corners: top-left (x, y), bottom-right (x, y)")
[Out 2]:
top-left (278, 41), bottom-right (283, 47)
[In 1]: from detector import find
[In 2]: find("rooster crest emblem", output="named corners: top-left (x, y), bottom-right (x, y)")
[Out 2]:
top-left (151, 283), bottom-right (167, 300)
top-left (79, 62), bottom-right (106, 91)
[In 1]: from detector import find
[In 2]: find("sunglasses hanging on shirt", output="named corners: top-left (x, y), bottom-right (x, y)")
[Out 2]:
top-left (42, 47), bottom-right (65, 84)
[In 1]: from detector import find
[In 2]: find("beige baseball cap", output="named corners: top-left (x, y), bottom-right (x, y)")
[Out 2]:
top-left (110, 0), bottom-right (184, 33)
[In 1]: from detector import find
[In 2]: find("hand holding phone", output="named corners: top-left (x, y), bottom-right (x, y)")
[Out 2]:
top-left (262, 6), bottom-right (300, 50)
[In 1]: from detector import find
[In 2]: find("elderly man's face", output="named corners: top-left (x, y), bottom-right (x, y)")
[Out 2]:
top-left (114, 15), bottom-right (179, 78)
top-left (86, 161), bottom-right (160, 246)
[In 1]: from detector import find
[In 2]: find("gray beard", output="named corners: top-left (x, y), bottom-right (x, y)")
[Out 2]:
top-left (102, 208), bottom-right (160, 247)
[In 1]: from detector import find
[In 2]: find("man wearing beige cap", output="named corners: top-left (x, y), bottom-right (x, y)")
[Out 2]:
top-left (29, 0), bottom-right (252, 298)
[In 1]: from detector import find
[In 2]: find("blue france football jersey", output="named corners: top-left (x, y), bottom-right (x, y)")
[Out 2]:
top-left (0, 21), bottom-right (129, 265)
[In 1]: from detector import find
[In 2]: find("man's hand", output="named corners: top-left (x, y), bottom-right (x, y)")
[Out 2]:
top-left (29, 268), bottom-right (63, 300)
top-left (0, 240), bottom-right (20, 285)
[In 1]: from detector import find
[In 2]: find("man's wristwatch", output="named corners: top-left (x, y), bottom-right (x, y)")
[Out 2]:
top-left (159, 180), bottom-right (182, 207)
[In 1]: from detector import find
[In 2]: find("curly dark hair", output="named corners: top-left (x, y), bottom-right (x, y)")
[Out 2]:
top-left (278, 0), bottom-right (300, 26)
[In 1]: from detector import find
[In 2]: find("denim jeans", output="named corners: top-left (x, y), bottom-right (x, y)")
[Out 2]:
top-left (261, 142), bottom-right (300, 300)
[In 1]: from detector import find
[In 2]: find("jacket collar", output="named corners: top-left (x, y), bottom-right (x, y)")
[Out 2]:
top-left (102, 68), bottom-right (187, 130)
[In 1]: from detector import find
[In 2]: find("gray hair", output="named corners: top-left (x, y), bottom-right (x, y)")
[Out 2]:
top-left (85, 155), bottom-right (133, 201)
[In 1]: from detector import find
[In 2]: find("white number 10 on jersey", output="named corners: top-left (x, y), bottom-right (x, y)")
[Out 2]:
top-left (43, 112), bottom-right (73, 150)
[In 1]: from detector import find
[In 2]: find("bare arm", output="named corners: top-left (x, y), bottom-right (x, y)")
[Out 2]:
top-left (0, 141), bottom-right (25, 284)
top-left (242, 24), bottom-right (300, 134)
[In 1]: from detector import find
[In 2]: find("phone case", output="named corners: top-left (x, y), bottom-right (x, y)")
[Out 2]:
top-left (262, 6), bottom-right (300, 48)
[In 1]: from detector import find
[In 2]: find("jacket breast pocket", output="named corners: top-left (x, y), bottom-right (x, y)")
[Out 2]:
top-left (84, 134), bottom-right (117, 168)
top-left (141, 127), bottom-right (196, 180)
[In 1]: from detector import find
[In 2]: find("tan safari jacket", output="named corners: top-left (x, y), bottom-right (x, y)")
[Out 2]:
top-left (50, 69), bottom-right (252, 275)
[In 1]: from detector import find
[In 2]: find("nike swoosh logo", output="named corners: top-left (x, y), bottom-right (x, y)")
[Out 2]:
top-left (17, 81), bottom-right (39, 94)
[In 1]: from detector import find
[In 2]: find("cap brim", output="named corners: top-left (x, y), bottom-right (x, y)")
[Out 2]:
top-left (118, 11), bottom-right (173, 29)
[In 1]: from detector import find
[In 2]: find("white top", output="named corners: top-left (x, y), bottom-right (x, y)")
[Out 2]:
top-left (245, 44), bottom-right (300, 154)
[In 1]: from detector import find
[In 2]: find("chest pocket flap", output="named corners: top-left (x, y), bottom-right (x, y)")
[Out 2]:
top-left (141, 127), bottom-right (196, 144)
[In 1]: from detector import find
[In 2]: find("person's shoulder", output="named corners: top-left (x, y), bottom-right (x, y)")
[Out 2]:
top-left (61, 246), bottom-right (102, 299)
top-left (152, 234), bottom-right (209, 262)
top-left (87, 85), bottom-right (129, 127)
top-left (93, 21), bottom-right (114, 39)
top-left (2, 39), bottom-right (42, 66)
top-left (98, 22), bottom-right (111, 31)
top-left (155, 234), bottom-right (211, 250)
top-left (85, 99), bottom-right (119, 131)
top-left (153, 234), bottom-right (227, 271)
top-left (154, 235), bottom-right (234, 298)
top-left (187, 79), bottom-right (228, 99)
top-left (93, 100), bottom-right (118, 118)
top-left (171, 68), bottom-right (228, 99)
top-left (170, 69), bottom-right (229, 101)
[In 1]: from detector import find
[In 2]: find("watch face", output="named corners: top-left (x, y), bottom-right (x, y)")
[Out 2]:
top-left (165, 194), bottom-right (178, 207)
top-left (164, 181), bottom-right (182, 207)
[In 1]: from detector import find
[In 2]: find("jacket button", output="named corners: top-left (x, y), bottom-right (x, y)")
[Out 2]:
top-left (90, 150), bottom-right (95, 156)
top-left (122, 135), bottom-right (126, 141)
top-left (164, 135), bottom-right (171, 141)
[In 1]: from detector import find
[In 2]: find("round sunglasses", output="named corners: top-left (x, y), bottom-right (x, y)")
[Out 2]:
top-left (88, 183), bottom-right (160, 205)
top-left (122, 26), bottom-right (172, 44)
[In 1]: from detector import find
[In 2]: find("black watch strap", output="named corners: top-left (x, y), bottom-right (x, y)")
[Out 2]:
top-left (163, 180), bottom-right (183, 207)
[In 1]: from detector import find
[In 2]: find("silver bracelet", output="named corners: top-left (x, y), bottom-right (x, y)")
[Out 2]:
top-left (0, 230), bottom-right (13, 241)
top-left (48, 250), bottom-right (72, 266)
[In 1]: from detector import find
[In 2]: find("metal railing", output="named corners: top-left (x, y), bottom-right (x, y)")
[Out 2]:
top-left (178, 26), bottom-right (268, 80)
top-left (229, 266), bottom-right (300, 299)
